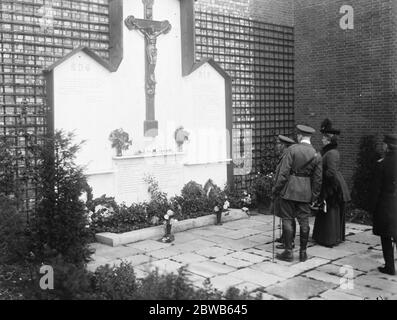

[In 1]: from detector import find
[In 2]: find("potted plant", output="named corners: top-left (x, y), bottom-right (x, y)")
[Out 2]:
top-left (109, 128), bottom-right (132, 157)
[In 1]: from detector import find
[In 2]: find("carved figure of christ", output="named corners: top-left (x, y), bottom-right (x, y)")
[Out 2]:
top-left (125, 1), bottom-right (171, 137)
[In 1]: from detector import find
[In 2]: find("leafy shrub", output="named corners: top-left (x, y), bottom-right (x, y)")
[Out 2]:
top-left (91, 261), bottom-right (138, 300)
top-left (0, 138), bottom-right (15, 196)
top-left (179, 181), bottom-right (208, 217)
top-left (0, 195), bottom-right (28, 264)
top-left (203, 179), bottom-right (227, 212)
top-left (351, 135), bottom-right (381, 211)
top-left (252, 173), bottom-right (274, 207)
top-left (91, 202), bottom-right (149, 234)
top-left (144, 174), bottom-right (169, 220)
top-left (29, 131), bottom-right (92, 266)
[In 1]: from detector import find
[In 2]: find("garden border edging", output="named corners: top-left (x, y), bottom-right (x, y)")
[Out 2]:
top-left (95, 209), bottom-right (249, 247)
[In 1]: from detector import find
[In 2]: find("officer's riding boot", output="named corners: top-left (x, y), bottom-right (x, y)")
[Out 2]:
top-left (299, 228), bottom-right (310, 262)
top-left (276, 224), bottom-right (293, 262)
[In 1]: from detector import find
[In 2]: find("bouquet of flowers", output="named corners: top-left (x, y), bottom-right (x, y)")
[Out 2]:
top-left (241, 191), bottom-right (252, 216)
top-left (109, 128), bottom-right (132, 156)
top-left (161, 210), bottom-right (178, 243)
top-left (214, 197), bottom-right (230, 225)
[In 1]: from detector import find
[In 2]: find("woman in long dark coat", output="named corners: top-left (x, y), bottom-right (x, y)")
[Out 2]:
top-left (313, 119), bottom-right (351, 247)
top-left (370, 134), bottom-right (397, 275)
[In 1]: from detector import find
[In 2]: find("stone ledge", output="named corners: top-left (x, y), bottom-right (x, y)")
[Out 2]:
top-left (96, 209), bottom-right (249, 247)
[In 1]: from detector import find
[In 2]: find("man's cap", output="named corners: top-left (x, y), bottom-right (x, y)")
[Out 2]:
top-left (384, 134), bottom-right (397, 147)
top-left (296, 125), bottom-right (316, 135)
top-left (277, 135), bottom-right (295, 145)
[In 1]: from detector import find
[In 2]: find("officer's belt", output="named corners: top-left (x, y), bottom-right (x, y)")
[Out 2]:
top-left (290, 172), bottom-right (311, 178)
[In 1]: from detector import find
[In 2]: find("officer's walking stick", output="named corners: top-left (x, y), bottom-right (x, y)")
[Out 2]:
top-left (270, 199), bottom-right (275, 263)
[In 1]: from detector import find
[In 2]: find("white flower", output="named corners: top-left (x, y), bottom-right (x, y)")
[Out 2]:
top-left (171, 218), bottom-right (178, 224)
top-left (223, 200), bottom-right (230, 210)
top-left (214, 206), bottom-right (220, 212)
top-left (95, 205), bottom-right (106, 212)
top-left (164, 214), bottom-right (169, 220)
top-left (167, 210), bottom-right (175, 217)
top-left (242, 207), bottom-right (249, 212)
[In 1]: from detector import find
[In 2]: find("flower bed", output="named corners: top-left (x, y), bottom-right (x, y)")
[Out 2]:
top-left (87, 179), bottom-right (255, 236)
top-left (96, 208), bottom-right (248, 247)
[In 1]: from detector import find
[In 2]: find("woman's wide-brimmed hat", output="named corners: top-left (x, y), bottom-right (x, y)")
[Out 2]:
top-left (320, 119), bottom-right (341, 135)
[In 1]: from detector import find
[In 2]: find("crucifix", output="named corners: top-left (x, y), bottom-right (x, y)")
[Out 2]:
top-left (125, 0), bottom-right (172, 137)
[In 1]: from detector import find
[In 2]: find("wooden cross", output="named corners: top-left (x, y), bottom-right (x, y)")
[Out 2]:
top-left (125, 0), bottom-right (172, 137)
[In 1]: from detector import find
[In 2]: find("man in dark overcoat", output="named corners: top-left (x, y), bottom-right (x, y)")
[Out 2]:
top-left (272, 125), bottom-right (323, 262)
top-left (272, 135), bottom-right (297, 249)
top-left (370, 134), bottom-right (397, 275)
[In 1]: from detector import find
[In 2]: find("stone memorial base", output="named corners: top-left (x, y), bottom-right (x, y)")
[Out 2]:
top-left (86, 151), bottom-right (231, 204)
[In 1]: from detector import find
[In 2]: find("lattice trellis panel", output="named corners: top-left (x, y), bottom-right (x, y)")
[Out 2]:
top-left (0, 0), bottom-right (110, 216)
top-left (195, 11), bottom-right (294, 190)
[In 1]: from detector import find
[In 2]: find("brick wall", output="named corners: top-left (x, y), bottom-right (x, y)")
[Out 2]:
top-left (295, 0), bottom-right (397, 185)
top-left (196, 0), bottom-right (294, 26)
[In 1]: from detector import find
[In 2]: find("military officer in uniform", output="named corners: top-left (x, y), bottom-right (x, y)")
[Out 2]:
top-left (272, 125), bottom-right (323, 262)
top-left (272, 135), bottom-right (297, 249)
top-left (370, 134), bottom-right (397, 275)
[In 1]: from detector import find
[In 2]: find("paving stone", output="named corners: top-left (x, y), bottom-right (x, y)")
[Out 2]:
top-left (334, 284), bottom-right (389, 300)
top-left (228, 251), bottom-right (267, 264)
top-left (303, 270), bottom-right (343, 285)
top-left (98, 245), bottom-right (144, 260)
top-left (216, 238), bottom-right (259, 251)
top-left (187, 261), bottom-right (237, 278)
top-left (362, 251), bottom-right (385, 264)
top-left (134, 268), bottom-right (149, 279)
top-left (172, 232), bottom-right (200, 244)
top-left (353, 275), bottom-right (397, 294)
top-left (228, 268), bottom-right (283, 287)
top-left (251, 261), bottom-right (302, 279)
top-left (320, 289), bottom-right (362, 300)
top-left (171, 252), bottom-right (208, 265)
top-left (333, 256), bottom-right (380, 272)
top-left (251, 291), bottom-right (282, 300)
top-left (196, 246), bottom-right (234, 259)
top-left (127, 240), bottom-right (171, 252)
top-left (336, 241), bottom-right (371, 253)
top-left (214, 255), bottom-right (253, 269)
top-left (244, 248), bottom-right (273, 259)
top-left (308, 297), bottom-right (326, 300)
top-left (89, 254), bottom-right (111, 264)
top-left (346, 223), bottom-right (372, 231)
top-left (221, 228), bottom-right (263, 240)
top-left (119, 254), bottom-right (153, 266)
top-left (89, 242), bottom-right (113, 252)
top-left (346, 232), bottom-right (381, 246)
top-left (316, 263), bottom-right (364, 278)
top-left (265, 276), bottom-right (334, 300)
top-left (202, 235), bottom-right (232, 245)
top-left (185, 272), bottom-right (207, 286)
top-left (234, 282), bottom-right (263, 293)
top-left (147, 247), bottom-right (181, 259)
top-left (245, 234), bottom-right (273, 244)
top-left (366, 270), bottom-right (397, 283)
top-left (189, 228), bottom-right (225, 238)
top-left (175, 239), bottom-right (217, 252)
top-left (208, 274), bottom-right (244, 292)
top-left (345, 228), bottom-right (365, 236)
top-left (306, 246), bottom-right (354, 260)
top-left (250, 224), bottom-right (277, 232)
top-left (290, 257), bottom-right (330, 272)
top-left (138, 259), bottom-right (184, 275)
